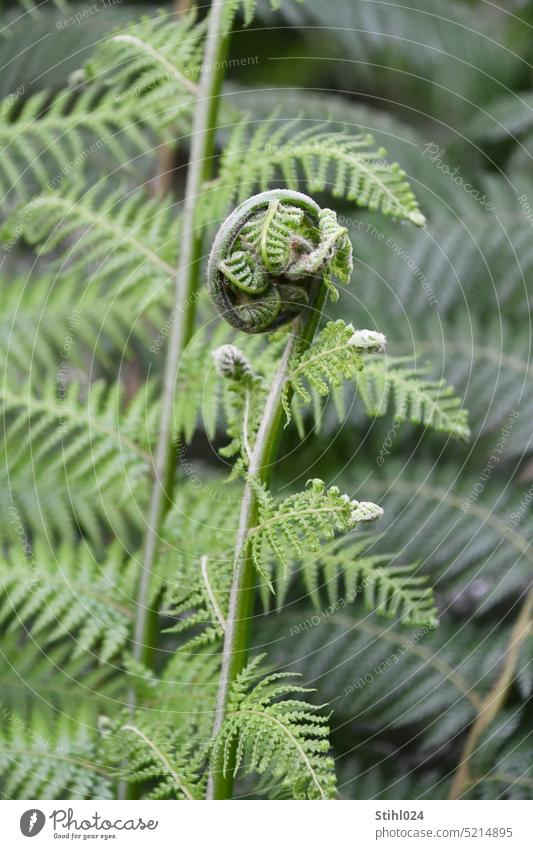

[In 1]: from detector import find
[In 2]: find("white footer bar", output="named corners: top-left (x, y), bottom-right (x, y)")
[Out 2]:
top-left (3, 799), bottom-right (532, 848)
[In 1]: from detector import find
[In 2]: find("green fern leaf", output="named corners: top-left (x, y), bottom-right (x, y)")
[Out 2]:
top-left (298, 535), bottom-right (438, 628)
top-left (160, 479), bottom-right (240, 647)
top-left (355, 356), bottom-right (470, 439)
top-left (205, 115), bottom-right (426, 225)
top-left (0, 273), bottom-right (166, 384)
top-left (0, 379), bottom-right (153, 542)
top-left (289, 319), bottom-right (386, 405)
top-left (2, 183), bottom-right (178, 300)
top-left (86, 10), bottom-right (204, 108)
top-left (0, 539), bottom-right (137, 663)
top-left (0, 11), bottom-right (208, 203)
top-left (226, 0), bottom-right (304, 28)
top-left (104, 720), bottom-right (206, 800)
top-left (250, 477), bottom-right (383, 588)
top-left (0, 704), bottom-right (113, 799)
top-left (212, 655), bottom-right (337, 799)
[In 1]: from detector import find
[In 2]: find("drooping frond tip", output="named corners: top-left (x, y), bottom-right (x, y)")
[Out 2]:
top-left (206, 116), bottom-right (426, 227)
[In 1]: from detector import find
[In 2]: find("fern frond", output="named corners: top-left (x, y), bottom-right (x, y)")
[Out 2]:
top-left (104, 720), bottom-right (206, 800)
top-left (204, 115), bottom-right (426, 226)
top-left (0, 85), bottom-right (156, 204)
top-left (224, 0), bottom-right (304, 28)
top-left (395, 315), bottom-right (532, 458)
top-left (228, 88), bottom-right (483, 215)
top-left (164, 554), bottom-right (231, 650)
top-left (160, 479), bottom-right (240, 647)
top-left (0, 11), bottom-right (208, 203)
top-left (0, 707), bottom-right (113, 800)
top-left (212, 655), bottom-right (336, 799)
top-left (213, 344), bottom-right (267, 478)
top-left (250, 477), bottom-right (383, 588)
top-left (355, 212), bottom-right (533, 325)
top-left (0, 274), bottom-right (166, 383)
top-left (0, 634), bottom-right (125, 717)
top-left (342, 457), bottom-right (532, 615)
top-left (0, 379), bottom-right (152, 542)
top-left (355, 357), bottom-right (470, 440)
top-left (0, 650), bottom-right (115, 801)
top-left (173, 323), bottom-right (227, 441)
top-left (102, 649), bottom-right (223, 800)
top-left (258, 612), bottom-right (487, 744)
top-left (2, 183), bottom-right (178, 300)
top-left (174, 322), bottom-right (288, 447)
top-left (152, 650), bottom-right (221, 741)
top-left (0, 539), bottom-right (137, 663)
top-left (160, 480), bottom-right (240, 580)
top-left (296, 535), bottom-right (438, 628)
top-left (288, 319), bottom-right (386, 405)
top-left (86, 10), bottom-right (204, 108)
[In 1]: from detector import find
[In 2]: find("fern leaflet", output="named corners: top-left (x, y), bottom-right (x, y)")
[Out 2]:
top-left (204, 116), bottom-right (426, 225)
top-left (299, 535), bottom-right (438, 628)
top-left (288, 319), bottom-right (386, 408)
top-left (212, 655), bottom-right (336, 799)
top-left (356, 356), bottom-right (471, 439)
top-left (2, 183), bottom-right (178, 300)
top-left (250, 477), bottom-right (383, 588)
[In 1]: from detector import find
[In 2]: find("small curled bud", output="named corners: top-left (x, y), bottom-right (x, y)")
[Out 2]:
top-left (207, 190), bottom-right (353, 334)
top-left (350, 501), bottom-right (384, 523)
top-left (212, 344), bottom-right (253, 381)
top-left (348, 328), bottom-right (387, 353)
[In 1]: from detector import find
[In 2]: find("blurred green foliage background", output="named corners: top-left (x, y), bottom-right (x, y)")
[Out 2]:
top-left (0, 0), bottom-right (531, 800)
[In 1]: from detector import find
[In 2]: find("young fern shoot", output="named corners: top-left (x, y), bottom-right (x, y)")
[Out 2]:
top-left (205, 190), bottom-right (385, 798)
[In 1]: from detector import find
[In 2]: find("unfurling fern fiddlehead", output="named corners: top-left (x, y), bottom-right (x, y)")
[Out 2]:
top-left (207, 189), bottom-right (352, 333)
top-left (206, 191), bottom-right (360, 798)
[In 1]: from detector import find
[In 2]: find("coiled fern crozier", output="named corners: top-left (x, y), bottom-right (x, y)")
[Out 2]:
top-left (208, 190), bottom-right (351, 331)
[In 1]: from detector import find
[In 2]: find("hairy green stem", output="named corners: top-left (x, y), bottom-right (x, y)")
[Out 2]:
top-left (133, 0), bottom-right (231, 670)
top-left (207, 282), bottom-right (328, 800)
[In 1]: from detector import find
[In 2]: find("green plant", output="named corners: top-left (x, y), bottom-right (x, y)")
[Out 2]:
top-left (1, 0), bottom-right (531, 803)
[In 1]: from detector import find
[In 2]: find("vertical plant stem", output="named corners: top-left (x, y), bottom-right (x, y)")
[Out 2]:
top-left (207, 283), bottom-right (328, 800)
top-left (133, 0), bottom-right (231, 669)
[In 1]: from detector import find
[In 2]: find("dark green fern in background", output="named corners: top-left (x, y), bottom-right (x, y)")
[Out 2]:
top-left (0, 0), bottom-right (531, 801)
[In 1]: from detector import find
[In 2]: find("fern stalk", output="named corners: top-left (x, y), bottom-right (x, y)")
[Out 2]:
top-left (207, 281), bottom-right (328, 799)
top-left (133, 0), bottom-right (232, 669)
